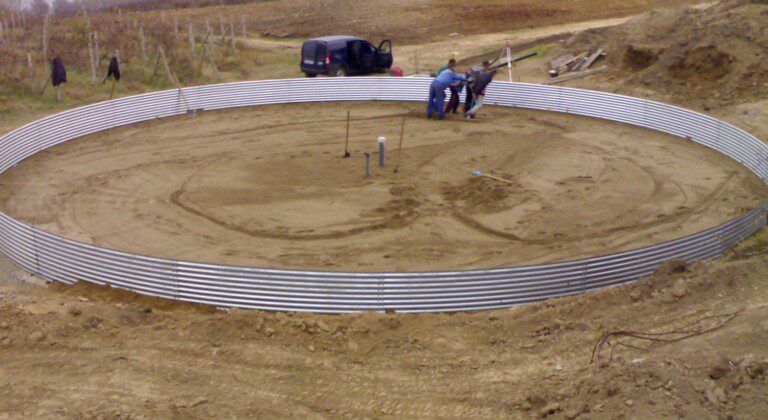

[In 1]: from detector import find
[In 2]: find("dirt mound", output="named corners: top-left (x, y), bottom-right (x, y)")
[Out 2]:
top-left (442, 175), bottom-right (523, 213)
top-left (564, 0), bottom-right (768, 106)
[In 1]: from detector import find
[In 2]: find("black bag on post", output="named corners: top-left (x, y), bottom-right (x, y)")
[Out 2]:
top-left (106, 57), bottom-right (121, 82)
top-left (51, 57), bottom-right (67, 86)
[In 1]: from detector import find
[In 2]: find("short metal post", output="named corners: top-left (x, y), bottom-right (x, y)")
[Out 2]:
top-left (364, 152), bottom-right (370, 179)
top-left (378, 136), bottom-right (386, 167)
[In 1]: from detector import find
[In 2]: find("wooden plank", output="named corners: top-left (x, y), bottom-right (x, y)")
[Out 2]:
top-left (548, 53), bottom-right (574, 69)
top-left (542, 66), bottom-right (607, 85)
top-left (577, 48), bottom-right (604, 71)
top-left (566, 51), bottom-right (589, 71)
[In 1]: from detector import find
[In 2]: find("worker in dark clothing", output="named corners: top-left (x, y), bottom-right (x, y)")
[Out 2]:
top-left (436, 58), bottom-right (462, 114)
top-left (444, 78), bottom-right (464, 115)
top-left (466, 69), bottom-right (496, 119)
top-left (464, 61), bottom-right (489, 115)
top-left (426, 69), bottom-right (466, 120)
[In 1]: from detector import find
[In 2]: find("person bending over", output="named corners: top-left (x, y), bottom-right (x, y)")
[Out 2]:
top-left (466, 69), bottom-right (496, 119)
top-left (426, 69), bottom-right (466, 120)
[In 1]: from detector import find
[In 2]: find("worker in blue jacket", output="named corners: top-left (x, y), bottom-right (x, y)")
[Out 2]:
top-left (426, 69), bottom-right (466, 120)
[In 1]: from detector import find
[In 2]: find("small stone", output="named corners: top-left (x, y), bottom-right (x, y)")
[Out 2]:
top-left (316, 321), bottom-right (331, 332)
top-left (564, 408), bottom-right (580, 419)
top-left (654, 259), bottom-right (687, 276)
top-left (77, 296), bottom-right (90, 302)
top-left (347, 340), bottom-right (359, 352)
top-left (28, 331), bottom-right (44, 342)
top-left (539, 402), bottom-right (560, 417)
top-left (625, 399), bottom-right (635, 407)
top-left (709, 357), bottom-right (732, 379)
top-left (308, 345), bottom-right (315, 352)
top-left (629, 290), bottom-right (642, 302)
top-left (672, 285), bottom-right (687, 299)
top-left (264, 327), bottom-right (275, 336)
top-left (1, 337), bottom-right (11, 346)
top-left (704, 384), bottom-right (727, 405)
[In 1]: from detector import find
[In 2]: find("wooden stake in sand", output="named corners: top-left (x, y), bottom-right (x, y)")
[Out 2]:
top-left (343, 110), bottom-right (351, 158)
top-left (470, 170), bottom-right (513, 184)
top-left (393, 116), bottom-right (406, 173)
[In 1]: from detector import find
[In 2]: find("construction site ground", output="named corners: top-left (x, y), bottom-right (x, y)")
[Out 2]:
top-left (1, 0), bottom-right (768, 417)
top-left (1, 102), bottom-right (764, 271)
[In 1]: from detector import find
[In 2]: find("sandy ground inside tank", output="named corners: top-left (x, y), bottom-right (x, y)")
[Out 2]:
top-left (0, 101), bottom-right (765, 271)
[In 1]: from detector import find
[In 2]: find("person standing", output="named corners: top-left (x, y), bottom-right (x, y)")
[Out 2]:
top-left (426, 68), bottom-right (466, 120)
top-left (436, 58), bottom-right (456, 76)
top-left (466, 69), bottom-right (496, 119)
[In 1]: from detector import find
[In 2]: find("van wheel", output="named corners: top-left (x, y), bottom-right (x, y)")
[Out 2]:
top-left (304, 72), bottom-right (317, 78)
top-left (332, 67), bottom-right (347, 77)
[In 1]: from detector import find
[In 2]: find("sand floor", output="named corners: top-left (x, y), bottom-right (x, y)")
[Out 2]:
top-left (0, 102), bottom-right (764, 271)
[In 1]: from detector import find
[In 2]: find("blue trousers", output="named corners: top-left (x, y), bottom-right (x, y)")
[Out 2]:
top-left (426, 83), bottom-right (448, 118)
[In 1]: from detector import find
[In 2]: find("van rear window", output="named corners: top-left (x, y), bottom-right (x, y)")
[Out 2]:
top-left (301, 42), bottom-right (316, 58)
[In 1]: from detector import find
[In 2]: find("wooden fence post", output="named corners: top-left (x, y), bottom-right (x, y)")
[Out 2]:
top-left (229, 21), bottom-right (236, 51)
top-left (88, 32), bottom-right (97, 79)
top-left (27, 52), bottom-right (36, 90)
top-left (139, 26), bottom-right (147, 61)
top-left (173, 14), bottom-right (179, 42)
top-left (42, 14), bottom-right (50, 73)
top-left (94, 31), bottom-right (100, 68)
top-left (207, 44), bottom-right (222, 80)
top-left (188, 20), bottom-right (195, 61)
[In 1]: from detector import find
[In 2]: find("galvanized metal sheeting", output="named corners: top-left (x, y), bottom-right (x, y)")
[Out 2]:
top-left (0, 78), bottom-right (765, 313)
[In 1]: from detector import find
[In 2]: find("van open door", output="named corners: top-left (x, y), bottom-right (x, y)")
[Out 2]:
top-left (375, 40), bottom-right (393, 70)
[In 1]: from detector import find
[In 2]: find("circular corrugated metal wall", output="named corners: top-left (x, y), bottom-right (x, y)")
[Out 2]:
top-left (0, 78), bottom-right (766, 313)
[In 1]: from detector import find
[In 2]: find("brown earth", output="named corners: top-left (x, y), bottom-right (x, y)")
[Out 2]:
top-left (0, 102), bottom-right (764, 271)
top-left (171, 0), bottom-right (702, 44)
top-left (1, 245), bottom-right (767, 417)
top-left (1, 1), bottom-right (768, 417)
top-left (554, 0), bottom-right (768, 107)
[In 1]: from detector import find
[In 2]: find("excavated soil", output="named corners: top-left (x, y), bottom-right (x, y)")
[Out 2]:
top-left (0, 101), bottom-right (765, 271)
top-left (1, 250), bottom-right (767, 417)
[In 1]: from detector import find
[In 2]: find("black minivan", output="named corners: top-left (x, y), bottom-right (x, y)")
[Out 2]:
top-left (300, 36), bottom-right (393, 77)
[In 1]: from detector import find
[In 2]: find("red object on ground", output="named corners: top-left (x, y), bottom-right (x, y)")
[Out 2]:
top-left (390, 67), bottom-right (404, 77)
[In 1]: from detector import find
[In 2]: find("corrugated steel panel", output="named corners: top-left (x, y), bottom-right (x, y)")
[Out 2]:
top-left (0, 78), bottom-right (765, 312)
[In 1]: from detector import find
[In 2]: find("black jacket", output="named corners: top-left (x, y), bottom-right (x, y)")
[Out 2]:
top-left (52, 57), bottom-right (67, 86)
top-left (472, 71), bottom-right (493, 95)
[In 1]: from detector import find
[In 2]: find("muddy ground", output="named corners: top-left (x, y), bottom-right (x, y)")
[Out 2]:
top-left (0, 102), bottom-right (764, 271)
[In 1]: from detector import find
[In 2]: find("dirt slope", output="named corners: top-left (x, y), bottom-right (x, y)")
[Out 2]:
top-left (172, 0), bottom-right (702, 44)
top-left (1, 246), bottom-right (767, 417)
top-left (560, 0), bottom-right (768, 107)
